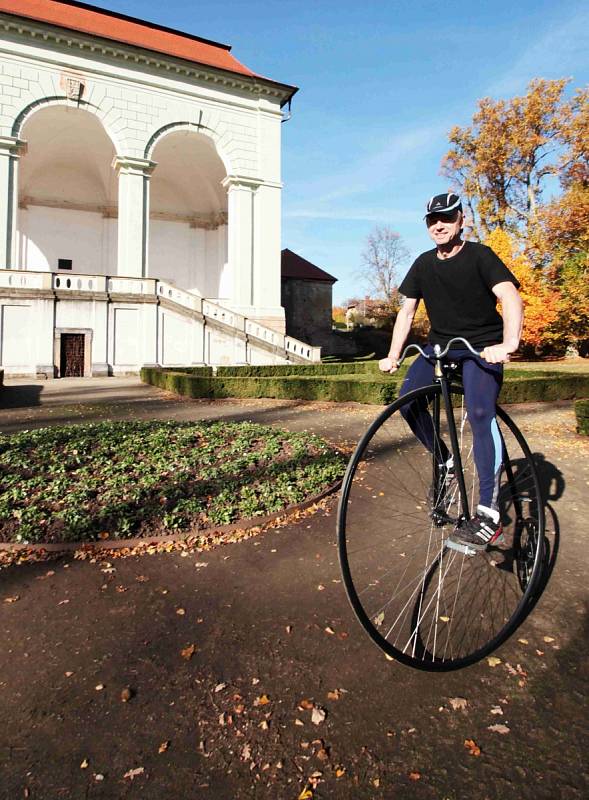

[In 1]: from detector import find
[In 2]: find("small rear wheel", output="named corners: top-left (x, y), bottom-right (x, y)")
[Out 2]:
top-left (337, 384), bottom-right (544, 671)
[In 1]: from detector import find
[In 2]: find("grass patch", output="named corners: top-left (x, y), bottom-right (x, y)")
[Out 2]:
top-left (0, 421), bottom-right (346, 545)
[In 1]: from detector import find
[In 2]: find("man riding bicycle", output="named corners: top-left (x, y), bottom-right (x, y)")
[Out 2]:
top-left (379, 192), bottom-right (524, 551)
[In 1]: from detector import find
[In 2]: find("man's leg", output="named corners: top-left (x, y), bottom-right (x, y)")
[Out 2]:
top-left (399, 352), bottom-right (451, 465)
top-left (450, 356), bottom-right (504, 551)
top-left (461, 357), bottom-right (503, 512)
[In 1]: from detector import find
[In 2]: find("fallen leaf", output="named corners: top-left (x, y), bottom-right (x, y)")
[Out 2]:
top-left (94, 774), bottom-right (104, 782)
top-left (311, 707), bottom-right (327, 725)
top-left (214, 682), bottom-right (227, 693)
top-left (120, 687), bottom-right (133, 702)
top-left (95, 684), bottom-right (105, 691)
top-left (327, 689), bottom-right (342, 701)
top-left (252, 677), bottom-right (260, 685)
top-left (518, 638), bottom-right (529, 645)
top-left (286, 625), bottom-right (293, 634)
top-left (80, 759), bottom-right (89, 769)
top-left (240, 743), bottom-right (252, 761)
top-left (488, 724), bottom-right (510, 735)
top-left (448, 697), bottom-right (467, 711)
top-left (3, 596), bottom-right (19, 603)
top-left (298, 788), bottom-right (313, 800)
top-left (487, 656), bottom-right (502, 667)
top-left (543, 636), bottom-right (555, 643)
top-left (181, 644), bottom-right (196, 660)
top-left (409, 771), bottom-right (421, 781)
top-left (373, 611), bottom-right (385, 627)
top-left (254, 694), bottom-right (271, 706)
top-left (317, 585), bottom-right (325, 591)
top-left (176, 608), bottom-right (186, 616)
top-left (259, 720), bottom-right (269, 730)
top-left (439, 615), bottom-right (450, 623)
top-left (123, 767), bottom-right (144, 780)
top-left (464, 739), bottom-right (481, 756)
top-left (299, 699), bottom-right (314, 710)
top-left (324, 626), bottom-right (335, 635)
top-left (335, 766), bottom-right (346, 778)
top-left (316, 747), bottom-right (329, 762)
top-left (158, 741), bottom-right (170, 753)
top-left (65, 671), bottom-right (74, 678)
top-left (295, 718), bottom-right (305, 726)
top-left (490, 705), bottom-right (503, 715)
top-left (98, 531), bottom-right (110, 540)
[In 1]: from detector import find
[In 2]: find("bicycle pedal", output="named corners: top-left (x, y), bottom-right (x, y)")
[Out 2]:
top-left (444, 538), bottom-right (477, 557)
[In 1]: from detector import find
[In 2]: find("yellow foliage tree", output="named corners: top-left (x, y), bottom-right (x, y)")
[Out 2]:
top-left (485, 229), bottom-right (561, 350)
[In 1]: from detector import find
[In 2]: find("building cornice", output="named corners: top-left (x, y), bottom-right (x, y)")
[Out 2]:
top-left (0, 14), bottom-right (297, 106)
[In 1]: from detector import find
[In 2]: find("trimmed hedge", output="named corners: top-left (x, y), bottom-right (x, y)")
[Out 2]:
top-left (575, 398), bottom-right (589, 435)
top-left (142, 365), bottom-right (589, 406)
top-left (142, 368), bottom-right (401, 405)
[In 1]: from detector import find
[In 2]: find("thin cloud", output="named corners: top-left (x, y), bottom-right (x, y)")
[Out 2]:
top-left (486, 7), bottom-right (589, 97)
top-left (287, 121), bottom-right (447, 206)
top-left (283, 206), bottom-right (420, 224)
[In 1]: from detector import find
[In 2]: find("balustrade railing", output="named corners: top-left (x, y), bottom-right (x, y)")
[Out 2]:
top-left (0, 269), bottom-right (321, 362)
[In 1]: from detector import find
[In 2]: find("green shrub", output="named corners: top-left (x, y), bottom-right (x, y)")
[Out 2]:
top-left (575, 398), bottom-right (589, 435)
top-left (142, 366), bottom-right (589, 406)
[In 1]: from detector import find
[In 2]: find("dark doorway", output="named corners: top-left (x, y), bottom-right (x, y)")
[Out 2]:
top-left (60, 334), bottom-right (85, 377)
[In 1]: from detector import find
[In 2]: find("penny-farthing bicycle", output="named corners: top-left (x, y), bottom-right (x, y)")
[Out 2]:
top-left (337, 337), bottom-right (545, 671)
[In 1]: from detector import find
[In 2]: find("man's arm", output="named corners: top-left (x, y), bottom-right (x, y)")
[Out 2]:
top-left (379, 298), bottom-right (420, 373)
top-left (481, 282), bottom-right (524, 364)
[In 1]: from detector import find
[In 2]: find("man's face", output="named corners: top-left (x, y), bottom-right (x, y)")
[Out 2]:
top-left (426, 210), bottom-right (462, 246)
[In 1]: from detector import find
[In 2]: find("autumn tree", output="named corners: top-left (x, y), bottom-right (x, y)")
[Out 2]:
top-left (442, 79), bottom-right (585, 237)
top-left (485, 229), bottom-right (561, 352)
top-left (359, 225), bottom-right (408, 314)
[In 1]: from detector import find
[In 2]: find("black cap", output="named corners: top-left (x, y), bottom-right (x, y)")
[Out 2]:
top-left (425, 193), bottom-right (462, 218)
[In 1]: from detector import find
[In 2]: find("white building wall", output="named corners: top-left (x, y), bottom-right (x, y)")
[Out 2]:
top-left (18, 207), bottom-right (117, 274)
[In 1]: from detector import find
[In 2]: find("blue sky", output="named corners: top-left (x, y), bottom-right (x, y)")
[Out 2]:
top-left (100, 0), bottom-right (588, 304)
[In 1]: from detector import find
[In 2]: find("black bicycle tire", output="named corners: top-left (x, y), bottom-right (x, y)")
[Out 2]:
top-left (337, 383), bottom-right (545, 671)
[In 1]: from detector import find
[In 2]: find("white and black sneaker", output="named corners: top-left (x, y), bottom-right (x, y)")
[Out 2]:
top-left (451, 508), bottom-right (503, 552)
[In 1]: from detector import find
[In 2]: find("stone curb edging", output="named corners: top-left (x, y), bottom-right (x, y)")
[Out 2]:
top-left (0, 480), bottom-right (342, 554)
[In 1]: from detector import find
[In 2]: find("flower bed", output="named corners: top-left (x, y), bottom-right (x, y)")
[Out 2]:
top-left (0, 421), bottom-right (346, 545)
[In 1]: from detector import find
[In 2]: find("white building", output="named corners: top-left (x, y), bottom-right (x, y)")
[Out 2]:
top-left (0, 0), bottom-right (320, 377)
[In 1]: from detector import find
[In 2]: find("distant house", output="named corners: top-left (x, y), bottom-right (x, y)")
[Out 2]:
top-left (281, 249), bottom-right (337, 346)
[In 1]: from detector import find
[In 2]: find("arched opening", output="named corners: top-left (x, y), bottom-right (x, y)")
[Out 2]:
top-left (149, 129), bottom-right (228, 298)
top-left (17, 105), bottom-right (117, 274)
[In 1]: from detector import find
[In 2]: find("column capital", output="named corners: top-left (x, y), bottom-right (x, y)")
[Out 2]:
top-left (0, 136), bottom-right (26, 158)
top-left (222, 174), bottom-right (283, 191)
top-left (112, 156), bottom-right (157, 177)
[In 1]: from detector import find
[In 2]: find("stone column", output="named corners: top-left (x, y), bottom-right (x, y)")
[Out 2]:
top-left (222, 175), bottom-right (262, 313)
top-left (0, 136), bottom-right (26, 269)
top-left (113, 156), bottom-right (156, 278)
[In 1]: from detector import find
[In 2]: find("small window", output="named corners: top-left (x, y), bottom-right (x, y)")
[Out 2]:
top-left (58, 259), bottom-right (73, 270)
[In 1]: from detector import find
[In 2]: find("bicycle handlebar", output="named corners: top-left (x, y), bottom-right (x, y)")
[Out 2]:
top-left (396, 337), bottom-right (482, 367)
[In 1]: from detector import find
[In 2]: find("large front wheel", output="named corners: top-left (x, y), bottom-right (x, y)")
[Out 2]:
top-left (337, 384), bottom-right (544, 671)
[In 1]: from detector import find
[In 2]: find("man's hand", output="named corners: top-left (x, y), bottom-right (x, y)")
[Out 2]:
top-left (379, 356), bottom-right (399, 373)
top-left (481, 343), bottom-right (514, 364)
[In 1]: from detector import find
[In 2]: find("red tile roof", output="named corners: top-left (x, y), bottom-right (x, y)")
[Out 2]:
top-left (0, 0), bottom-right (295, 96)
top-left (281, 249), bottom-right (337, 283)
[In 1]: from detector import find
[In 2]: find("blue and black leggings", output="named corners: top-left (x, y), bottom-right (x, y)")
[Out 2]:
top-left (399, 347), bottom-right (503, 510)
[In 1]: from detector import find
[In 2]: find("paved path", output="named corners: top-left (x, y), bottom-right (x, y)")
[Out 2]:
top-left (0, 378), bottom-right (588, 799)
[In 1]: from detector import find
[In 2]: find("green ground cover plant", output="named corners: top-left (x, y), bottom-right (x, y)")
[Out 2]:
top-left (0, 421), bottom-right (346, 545)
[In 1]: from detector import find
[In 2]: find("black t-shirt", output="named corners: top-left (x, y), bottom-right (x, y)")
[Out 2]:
top-left (398, 241), bottom-right (520, 348)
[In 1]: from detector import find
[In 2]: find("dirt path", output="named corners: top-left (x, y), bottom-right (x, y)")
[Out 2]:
top-left (0, 378), bottom-right (587, 799)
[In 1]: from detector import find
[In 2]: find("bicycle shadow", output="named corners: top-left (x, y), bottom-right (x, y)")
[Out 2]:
top-left (498, 452), bottom-right (562, 617)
